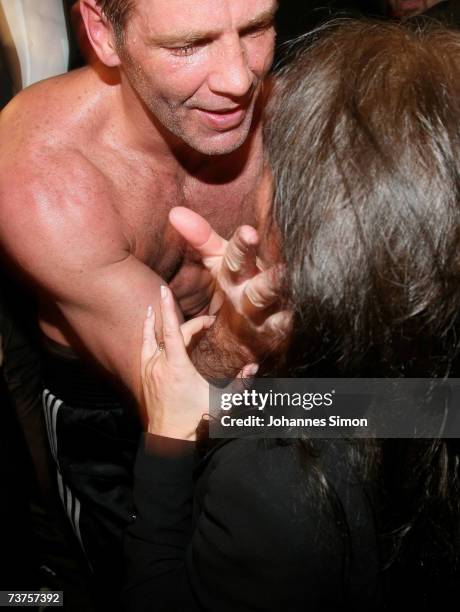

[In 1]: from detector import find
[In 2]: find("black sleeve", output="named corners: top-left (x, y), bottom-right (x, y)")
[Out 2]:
top-left (124, 436), bottom-right (380, 612)
top-left (123, 434), bottom-right (200, 611)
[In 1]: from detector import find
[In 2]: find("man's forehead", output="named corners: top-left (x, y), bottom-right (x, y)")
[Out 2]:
top-left (131, 0), bottom-right (278, 37)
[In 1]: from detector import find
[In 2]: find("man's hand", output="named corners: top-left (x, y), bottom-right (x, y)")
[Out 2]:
top-left (169, 207), bottom-right (291, 375)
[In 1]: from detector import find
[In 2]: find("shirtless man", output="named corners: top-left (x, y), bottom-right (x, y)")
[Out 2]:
top-left (0, 0), bottom-right (278, 593)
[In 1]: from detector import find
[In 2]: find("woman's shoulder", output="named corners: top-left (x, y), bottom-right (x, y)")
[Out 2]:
top-left (196, 437), bottom-right (374, 545)
top-left (200, 437), bottom-right (368, 495)
top-left (191, 437), bottom-right (381, 609)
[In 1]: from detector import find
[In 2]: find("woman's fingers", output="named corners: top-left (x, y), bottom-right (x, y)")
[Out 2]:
top-left (222, 225), bottom-right (259, 281)
top-left (266, 310), bottom-right (293, 341)
top-left (238, 363), bottom-right (259, 378)
top-left (209, 288), bottom-right (225, 316)
top-left (141, 305), bottom-right (157, 368)
top-left (243, 265), bottom-right (283, 313)
top-left (169, 207), bottom-right (227, 269)
top-left (159, 285), bottom-right (189, 362)
top-left (181, 315), bottom-right (216, 346)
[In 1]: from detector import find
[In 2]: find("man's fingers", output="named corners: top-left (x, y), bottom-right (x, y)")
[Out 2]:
top-left (159, 285), bottom-right (188, 362)
top-left (181, 315), bottom-right (216, 346)
top-left (141, 306), bottom-right (157, 368)
top-left (223, 225), bottom-right (259, 280)
top-left (243, 265), bottom-right (283, 312)
top-left (169, 207), bottom-right (227, 266)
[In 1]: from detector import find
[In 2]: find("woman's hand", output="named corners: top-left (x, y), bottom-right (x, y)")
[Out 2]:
top-left (169, 207), bottom-right (291, 359)
top-left (141, 285), bottom-right (215, 441)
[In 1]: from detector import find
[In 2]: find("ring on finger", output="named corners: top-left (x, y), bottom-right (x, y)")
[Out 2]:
top-left (152, 341), bottom-right (165, 358)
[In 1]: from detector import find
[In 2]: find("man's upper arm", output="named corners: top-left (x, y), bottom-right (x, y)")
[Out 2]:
top-left (0, 162), bottom-right (168, 406)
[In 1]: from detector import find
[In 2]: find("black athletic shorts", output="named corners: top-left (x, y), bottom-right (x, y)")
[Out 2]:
top-left (41, 340), bottom-right (141, 592)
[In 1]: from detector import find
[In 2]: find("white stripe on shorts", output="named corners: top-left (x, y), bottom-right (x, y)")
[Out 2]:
top-left (42, 389), bottom-right (91, 569)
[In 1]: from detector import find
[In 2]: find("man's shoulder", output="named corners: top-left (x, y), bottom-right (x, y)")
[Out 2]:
top-left (0, 69), bottom-right (109, 208)
top-left (0, 128), bottom-right (126, 273)
top-left (0, 67), bottom-right (114, 173)
top-left (1, 67), bottom-right (93, 139)
top-left (0, 140), bottom-right (110, 225)
top-left (0, 68), bottom-right (127, 235)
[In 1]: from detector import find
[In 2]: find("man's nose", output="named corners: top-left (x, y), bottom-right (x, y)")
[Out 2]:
top-left (208, 37), bottom-right (253, 100)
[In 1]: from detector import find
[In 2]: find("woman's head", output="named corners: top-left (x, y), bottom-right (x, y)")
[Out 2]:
top-left (265, 20), bottom-right (460, 376)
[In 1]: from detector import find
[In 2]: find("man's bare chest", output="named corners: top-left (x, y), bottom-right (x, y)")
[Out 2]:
top-left (107, 169), bottom-right (258, 316)
top-left (112, 173), bottom-right (257, 276)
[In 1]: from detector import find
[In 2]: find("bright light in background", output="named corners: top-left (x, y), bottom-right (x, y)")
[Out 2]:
top-left (0, 0), bottom-right (69, 92)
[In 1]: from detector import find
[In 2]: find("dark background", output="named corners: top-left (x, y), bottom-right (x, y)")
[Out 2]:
top-left (276, 0), bottom-right (388, 43)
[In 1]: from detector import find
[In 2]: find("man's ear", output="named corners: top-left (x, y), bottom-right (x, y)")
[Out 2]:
top-left (79, 0), bottom-right (121, 67)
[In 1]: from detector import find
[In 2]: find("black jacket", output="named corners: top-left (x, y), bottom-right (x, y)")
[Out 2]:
top-left (124, 435), bottom-right (381, 611)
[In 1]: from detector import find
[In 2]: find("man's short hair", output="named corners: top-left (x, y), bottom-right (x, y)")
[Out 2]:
top-left (96, 0), bottom-right (135, 42)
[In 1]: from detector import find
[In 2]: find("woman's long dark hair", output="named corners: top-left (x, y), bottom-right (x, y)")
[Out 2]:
top-left (265, 19), bottom-right (460, 604)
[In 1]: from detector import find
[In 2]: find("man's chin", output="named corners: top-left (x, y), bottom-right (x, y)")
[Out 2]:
top-left (196, 136), bottom-right (249, 156)
top-left (185, 121), bottom-right (254, 157)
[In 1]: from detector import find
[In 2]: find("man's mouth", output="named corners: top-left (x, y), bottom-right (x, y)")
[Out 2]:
top-left (398, 0), bottom-right (423, 7)
top-left (195, 106), bottom-right (247, 131)
top-left (391, 0), bottom-right (424, 15)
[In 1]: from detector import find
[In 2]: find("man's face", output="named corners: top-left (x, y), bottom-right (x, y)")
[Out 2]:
top-left (118, 0), bottom-right (277, 155)
top-left (388, 0), bottom-right (442, 17)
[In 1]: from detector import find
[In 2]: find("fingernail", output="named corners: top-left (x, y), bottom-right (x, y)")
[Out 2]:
top-left (147, 305), bottom-right (153, 318)
top-left (245, 363), bottom-right (259, 377)
top-left (160, 285), bottom-right (168, 300)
